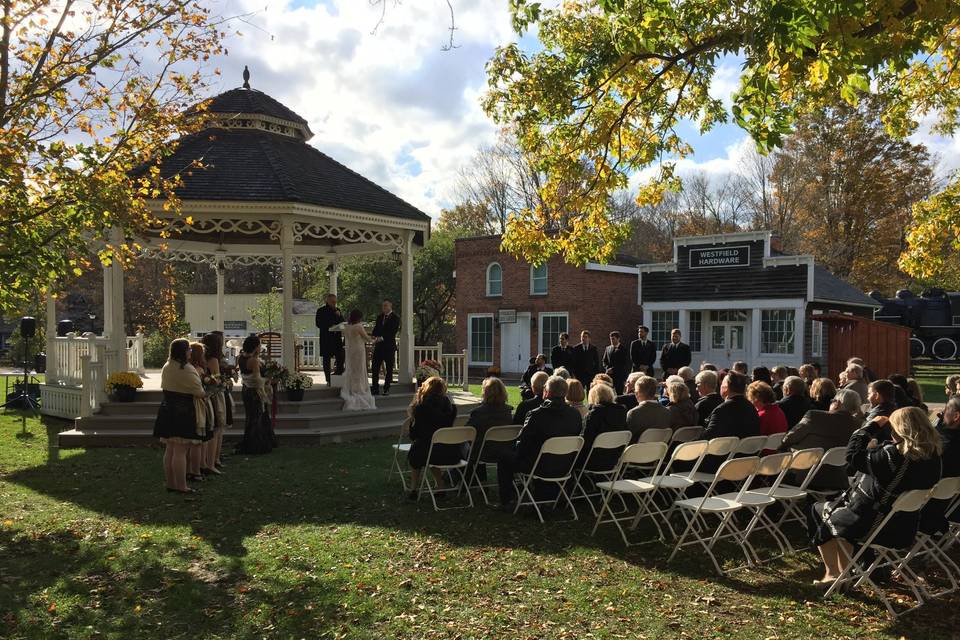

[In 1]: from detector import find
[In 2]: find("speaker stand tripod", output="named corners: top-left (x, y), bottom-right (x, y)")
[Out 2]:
top-left (3, 335), bottom-right (40, 435)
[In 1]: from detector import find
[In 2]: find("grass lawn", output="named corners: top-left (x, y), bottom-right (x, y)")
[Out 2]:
top-left (2, 413), bottom-right (959, 639)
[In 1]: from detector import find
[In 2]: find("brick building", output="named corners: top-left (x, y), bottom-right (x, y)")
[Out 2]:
top-left (456, 231), bottom-right (881, 377)
top-left (455, 235), bottom-right (639, 375)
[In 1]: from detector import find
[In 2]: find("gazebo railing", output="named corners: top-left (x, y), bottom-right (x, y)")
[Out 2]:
top-left (126, 333), bottom-right (145, 374)
top-left (49, 333), bottom-right (143, 386)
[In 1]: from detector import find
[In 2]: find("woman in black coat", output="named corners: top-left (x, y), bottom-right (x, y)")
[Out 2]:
top-left (807, 407), bottom-right (943, 586)
top-left (407, 376), bottom-right (458, 499)
top-left (577, 382), bottom-right (627, 469)
top-left (466, 377), bottom-right (514, 480)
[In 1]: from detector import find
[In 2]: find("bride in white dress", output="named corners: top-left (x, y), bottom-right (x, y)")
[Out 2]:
top-left (338, 310), bottom-right (377, 411)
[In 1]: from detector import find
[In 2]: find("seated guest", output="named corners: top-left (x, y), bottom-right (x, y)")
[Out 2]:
top-left (921, 396), bottom-right (960, 534)
top-left (551, 333), bottom-right (574, 371)
top-left (747, 381), bottom-right (788, 437)
top-left (520, 354), bottom-right (553, 399)
top-left (406, 377), bottom-right (458, 500)
top-left (616, 371), bottom-right (643, 411)
top-left (497, 376), bottom-right (583, 507)
top-left (809, 377), bottom-right (838, 411)
top-left (592, 373), bottom-right (615, 389)
top-left (807, 407), bottom-right (942, 586)
top-left (553, 367), bottom-right (571, 380)
top-left (702, 371), bottom-right (760, 471)
top-left (732, 361), bottom-right (749, 376)
top-left (752, 366), bottom-right (772, 386)
top-left (513, 371), bottom-right (549, 425)
top-left (695, 370), bottom-right (723, 427)
top-left (798, 364), bottom-right (817, 387)
top-left (466, 377), bottom-right (514, 479)
top-left (781, 389), bottom-right (862, 489)
top-left (841, 364), bottom-right (869, 405)
top-left (847, 356), bottom-right (877, 383)
top-left (889, 374), bottom-right (917, 409)
top-left (678, 366), bottom-right (699, 402)
top-left (906, 378), bottom-right (928, 414)
top-left (566, 378), bottom-right (588, 420)
top-left (771, 365), bottom-right (788, 400)
top-left (777, 376), bottom-right (811, 429)
top-left (865, 379), bottom-right (898, 423)
top-left (579, 382), bottom-right (628, 468)
top-left (699, 362), bottom-right (718, 372)
top-left (625, 375), bottom-right (671, 441)
top-left (667, 380), bottom-right (698, 428)
top-left (946, 374), bottom-right (960, 400)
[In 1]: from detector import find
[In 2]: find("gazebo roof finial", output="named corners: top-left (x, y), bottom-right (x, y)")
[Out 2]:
top-left (242, 65), bottom-right (251, 90)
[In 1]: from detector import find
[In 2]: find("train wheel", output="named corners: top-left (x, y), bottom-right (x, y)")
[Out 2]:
top-left (932, 337), bottom-right (958, 361)
top-left (910, 337), bottom-right (926, 358)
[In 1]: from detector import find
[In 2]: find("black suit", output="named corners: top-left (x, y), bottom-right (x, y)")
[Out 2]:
top-left (695, 392), bottom-right (723, 427)
top-left (512, 395), bottom-right (543, 427)
top-left (602, 343), bottom-right (631, 393)
top-left (777, 393), bottom-right (811, 429)
top-left (551, 344), bottom-right (574, 371)
top-left (702, 395), bottom-right (760, 471)
top-left (371, 311), bottom-right (400, 392)
top-left (659, 341), bottom-right (692, 376)
top-left (630, 339), bottom-right (657, 375)
top-left (315, 304), bottom-right (345, 382)
top-left (522, 364), bottom-right (553, 388)
top-left (571, 342), bottom-right (601, 383)
top-left (498, 397), bottom-right (583, 503)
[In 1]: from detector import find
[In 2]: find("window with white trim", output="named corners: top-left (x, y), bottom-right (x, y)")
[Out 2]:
top-left (811, 310), bottom-right (823, 357)
top-left (539, 312), bottom-right (568, 355)
top-left (486, 263), bottom-right (502, 297)
top-left (530, 264), bottom-right (548, 295)
top-left (689, 311), bottom-right (702, 352)
top-left (468, 315), bottom-right (494, 365)
top-left (761, 309), bottom-right (796, 354)
top-left (651, 310), bottom-right (679, 347)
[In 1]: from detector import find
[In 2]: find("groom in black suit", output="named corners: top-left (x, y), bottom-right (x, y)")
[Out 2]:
top-left (371, 299), bottom-right (400, 396)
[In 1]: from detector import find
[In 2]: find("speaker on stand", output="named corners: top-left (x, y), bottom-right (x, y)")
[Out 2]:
top-left (4, 316), bottom-right (41, 434)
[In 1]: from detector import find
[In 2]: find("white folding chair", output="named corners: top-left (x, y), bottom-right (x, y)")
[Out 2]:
top-left (638, 427), bottom-right (673, 444)
top-left (571, 430), bottom-right (632, 516)
top-left (670, 426), bottom-right (703, 444)
top-left (668, 456), bottom-right (762, 575)
top-left (752, 447), bottom-right (825, 553)
top-left (592, 442), bottom-right (670, 545)
top-left (465, 425), bottom-right (522, 505)
top-left (901, 477), bottom-right (960, 600)
top-left (675, 436), bottom-right (740, 486)
top-left (637, 439), bottom-right (709, 538)
top-left (824, 489), bottom-right (932, 618)
top-left (389, 424), bottom-right (413, 490)
top-left (804, 446), bottom-right (851, 502)
top-left (764, 432), bottom-right (785, 451)
top-left (735, 452), bottom-right (795, 561)
top-left (417, 426), bottom-right (476, 511)
top-left (733, 435), bottom-right (769, 457)
top-left (513, 436), bottom-right (584, 523)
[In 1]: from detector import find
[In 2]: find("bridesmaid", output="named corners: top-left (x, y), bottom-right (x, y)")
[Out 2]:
top-left (236, 335), bottom-right (277, 454)
top-left (200, 332), bottom-right (227, 474)
top-left (188, 342), bottom-right (215, 481)
top-left (153, 339), bottom-right (205, 493)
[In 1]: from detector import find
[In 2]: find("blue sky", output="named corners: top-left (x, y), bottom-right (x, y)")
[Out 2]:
top-left (215, 0), bottom-right (958, 216)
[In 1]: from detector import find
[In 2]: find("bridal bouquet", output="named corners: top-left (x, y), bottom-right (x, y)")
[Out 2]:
top-left (262, 361), bottom-right (288, 386)
top-left (200, 372), bottom-right (225, 398)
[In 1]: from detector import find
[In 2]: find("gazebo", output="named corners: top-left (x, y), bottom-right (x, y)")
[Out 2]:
top-left (41, 71), bottom-right (431, 418)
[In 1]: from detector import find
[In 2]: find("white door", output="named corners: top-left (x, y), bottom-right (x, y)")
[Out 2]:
top-left (500, 313), bottom-right (531, 374)
top-left (708, 322), bottom-right (748, 367)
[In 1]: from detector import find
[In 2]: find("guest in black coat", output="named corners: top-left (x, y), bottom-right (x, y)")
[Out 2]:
top-left (777, 376), bottom-right (811, 429)
top-left (513, 371), bottom-right (549, 426)
top-left (315, 293), bottom-right (345, 385)
top-left (629, 325), bottom-right (657, 375)
top-left (865, 379), bottom-right (898, 424)
top-left (521, 354), bottom-right (553, 392)
top-left (771, 365), bottom-right (788, 401)
top-left (807, 408), bottom-right (943, 585)
top-left (370, 299), bottom-right (400, 395)
top-left (550, 333), bottom-right (575, 371)
top-left (659, 328), bottom-right (691, 378)
top-left (578, 382), bottom-right (628, 469)
top-left (498, 376), bottom-right (584, 505)
top-left (702, 371), bottom-right (760, 471)
top-left (571, 330), bottom-right (602, 384)
top-left (615, 372), bottom-right (643, 411)
top-left (406, 377), bottom-right (458, 499)
top-left (694, 369), bottom-right (723, 427)
top-left (779, 388), bottom-right (862, 489)
top-left (809, 377), bottom-right (838, 412)
top-left (602, 331), bottom-right (631, 394)
top-left (466, 377), bottom-right (514, 480)
top-left (921, 396), bottom-right (960, 534)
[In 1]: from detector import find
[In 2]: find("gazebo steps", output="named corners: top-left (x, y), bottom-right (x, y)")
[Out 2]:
top-left (128, 383), bottom-right (416, 404)
top-left (97, 392), bottom-right (415, 416)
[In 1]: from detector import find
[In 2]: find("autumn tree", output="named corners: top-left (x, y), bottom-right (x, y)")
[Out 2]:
top-left (0, 0), bottom-right (226, 314)
top-left (485, 0), bottom-right (960, 269)
top-left (436, 202), bottom-right (497, 237)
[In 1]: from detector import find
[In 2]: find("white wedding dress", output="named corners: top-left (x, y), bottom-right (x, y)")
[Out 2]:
top-left (340, 323), bottom-right (377, 411)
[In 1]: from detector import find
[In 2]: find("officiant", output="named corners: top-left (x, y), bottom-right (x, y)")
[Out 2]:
top-left (315, 293), bottom-right (345, 385)
top-left (371, 299), bottom-right (400, 396)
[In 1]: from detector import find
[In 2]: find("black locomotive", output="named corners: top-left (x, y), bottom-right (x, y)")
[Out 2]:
top-left (871, 289), bottom-right (960, 360)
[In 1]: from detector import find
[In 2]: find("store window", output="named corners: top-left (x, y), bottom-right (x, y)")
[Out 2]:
top-left (761, 309), bottom-right (796, 354)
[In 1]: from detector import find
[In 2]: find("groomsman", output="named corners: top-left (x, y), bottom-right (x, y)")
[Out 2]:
top-left (315, 293), bottom-right (345, 385)
top-left (571, 330), bottom-right (601, 384)
top-left (659, 328), bottom-right (692, 379)
top-left (603, 331), bottom-right (631, 394)
top-left (551, 332), bottom-right (574, 371)
top-left (630, 325), bottom-right (656, 375)
top-left (371, 299), bottom-right (400, 396)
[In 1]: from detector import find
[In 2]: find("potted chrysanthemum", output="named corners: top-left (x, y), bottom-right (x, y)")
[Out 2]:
top-left (282, 371), bottom-right (313, 401)
top-left (104, 371), bottom-right (144, 402)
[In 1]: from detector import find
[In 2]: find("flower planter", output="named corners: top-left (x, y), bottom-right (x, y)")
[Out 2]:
top-left (111, 385), bottom-right (137, 402)
top-left (286, 388), bottom-right (305, 402)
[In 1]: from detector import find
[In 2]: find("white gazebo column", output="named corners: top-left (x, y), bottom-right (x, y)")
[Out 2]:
top-left (398, 233), bottom-right (415, 384)
top-left (328, 259), bottom-right (339, 296)
top-left (102, 227), bottom-right (126, 374)
top-left (45, 290), bottom-right (58, 384)
top-left (280, 222), bottom-right (296, 370)
top-left (214, 261), bottom-right (226, 333)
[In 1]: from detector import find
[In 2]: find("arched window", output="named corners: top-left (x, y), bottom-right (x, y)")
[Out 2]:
top-left (530, 264), bottom-right (548, 295)
top-left (486, 263), bottom-right (502, 296)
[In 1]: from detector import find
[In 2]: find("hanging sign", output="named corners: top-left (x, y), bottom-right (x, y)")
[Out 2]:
top-left (223, 320), bottom-right (247, 331)
top-left (689, 245), bottom-right (750, 269)
top-left (498, 309), bottom-right (517, 324)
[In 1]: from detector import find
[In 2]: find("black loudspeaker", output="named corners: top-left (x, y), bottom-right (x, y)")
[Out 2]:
top-left (20, 316), bottom-right (36, 338)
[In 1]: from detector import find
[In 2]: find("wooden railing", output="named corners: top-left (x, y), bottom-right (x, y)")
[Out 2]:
top-left (50, 332), bottom-right (143, 385)
top-left (125, 333), bottom-right (145, 374)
